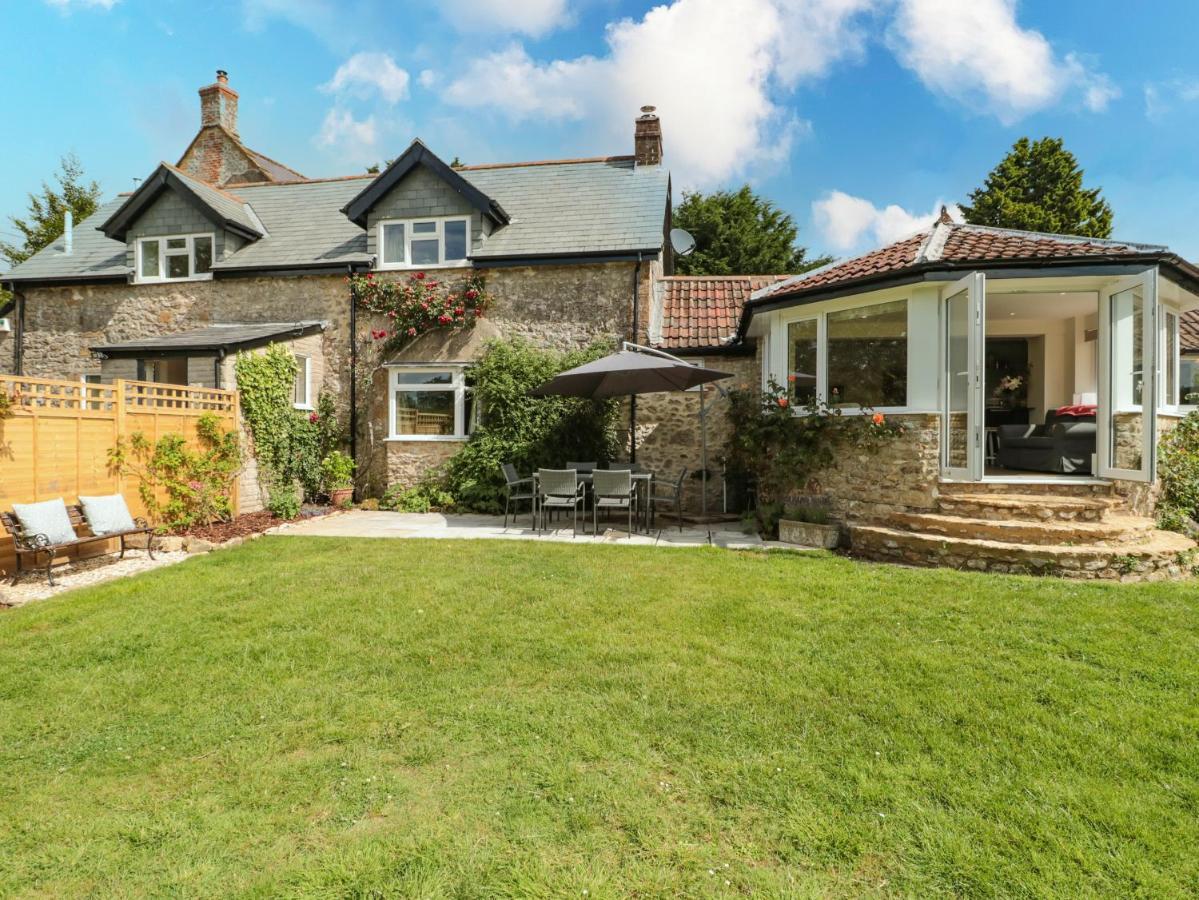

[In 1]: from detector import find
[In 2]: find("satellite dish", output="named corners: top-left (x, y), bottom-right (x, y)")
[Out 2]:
top-left (670, 228), bottom-right (697, 257)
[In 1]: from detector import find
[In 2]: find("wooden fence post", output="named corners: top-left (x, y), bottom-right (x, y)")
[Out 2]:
top-left (114, 379), bottom-right (127, 498)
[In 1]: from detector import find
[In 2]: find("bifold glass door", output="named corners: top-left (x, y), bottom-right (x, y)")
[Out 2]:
top-left (941, 273), bottom-right (985, 480)
top-left (1098, 270), bottom-right (1158, 482)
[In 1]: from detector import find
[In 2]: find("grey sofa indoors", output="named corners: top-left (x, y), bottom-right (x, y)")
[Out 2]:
top-left (996, 410), bottom-right (1097, 474)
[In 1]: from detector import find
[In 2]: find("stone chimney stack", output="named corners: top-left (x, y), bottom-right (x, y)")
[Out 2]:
top-left (199, 69), bottom-right (239, 136)
top-left (634, 106), bottom-right (662, 167)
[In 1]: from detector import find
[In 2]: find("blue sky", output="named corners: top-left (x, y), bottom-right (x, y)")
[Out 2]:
top-left (3, 0), bottom-right (1199, 262)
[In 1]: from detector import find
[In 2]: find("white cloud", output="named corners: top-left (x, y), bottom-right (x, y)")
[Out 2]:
top-left (813, 190), bottom-right (959, 252)
top-left (1144, 79), bottom-right (1199, 122)
top-left (439, 0), bottom-right (571, 37)
top-left (442, 0), bottom-right (873, 187)
top-left (315, 107), bottom-right (379, 165)
top-left (418, 69), bottom-right (437, 89)
top-left (44, 0), bottom-right (118, 8)
top-left (322, 52), bottom-right (410, 104)
top-left (888, 0), bottom-right (1117, 124)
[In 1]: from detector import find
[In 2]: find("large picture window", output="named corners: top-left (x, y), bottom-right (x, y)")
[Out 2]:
top-left (136, 234), bottom-right (214, 283)
top-left (388, 367), bottom-right (473, 440)
top-left (786, 317), bottom-right (818, 405)
top-left (826, 299), bottom-right (908, 408)
top-left (377, 217), bottom-right (470, 269)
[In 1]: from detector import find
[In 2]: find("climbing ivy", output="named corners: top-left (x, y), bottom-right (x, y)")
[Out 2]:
top-left (235, 344), bottom-right (342, 503)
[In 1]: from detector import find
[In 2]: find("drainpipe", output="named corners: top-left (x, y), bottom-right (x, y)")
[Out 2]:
top-left (348, 264), bottom-right (358, 496)
top-left (629, 253), bottom-right (643, 462)
top-left (214, 348), bottom-right (226, 389)
top-left (13, 288), bottom-right (25, 376)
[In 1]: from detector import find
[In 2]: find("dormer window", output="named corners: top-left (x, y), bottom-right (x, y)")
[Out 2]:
top-left (136, 234), bottom-right (215, 283)
top-left (378, 216), bottom-right (470, 270)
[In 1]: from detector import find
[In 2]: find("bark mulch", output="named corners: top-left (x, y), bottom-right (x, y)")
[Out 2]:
top-left (172, 505), bottom-right (331, 544)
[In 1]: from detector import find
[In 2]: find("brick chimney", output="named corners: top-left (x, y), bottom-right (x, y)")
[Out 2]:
top-left (199, 69), bottom-right (239, 136)
top-left (634, 106), bottom-right (662, 166)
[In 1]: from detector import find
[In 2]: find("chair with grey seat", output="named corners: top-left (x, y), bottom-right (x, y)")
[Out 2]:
top-left (591, 469), bottom-right (637, 537)
top-left (650, 467), bottom-right (687, 531)
top-left (500, 463), bottom-right (535, 529)
top-left (565, 461), bottom-right (597, 474)
top-left (536, 468), bottom-right (586, 536)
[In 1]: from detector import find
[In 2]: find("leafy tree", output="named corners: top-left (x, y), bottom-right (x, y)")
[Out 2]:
top-left (672, 185), bottom-right (831, 276)
top-left (0, 154), bottom-right (102, 267)
top-left (960, 137), bottom-right (1113, 238)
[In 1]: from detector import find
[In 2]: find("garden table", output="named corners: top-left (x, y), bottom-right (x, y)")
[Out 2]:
top-left (533, 470), bottom-right (654, 533)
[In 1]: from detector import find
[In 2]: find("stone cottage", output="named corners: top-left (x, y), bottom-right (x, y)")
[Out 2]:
top-left (2, 71), bottom-right (732, 506)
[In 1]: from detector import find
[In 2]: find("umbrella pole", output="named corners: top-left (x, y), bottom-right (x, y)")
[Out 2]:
top-left (700, 385), bottom-right (711, 544)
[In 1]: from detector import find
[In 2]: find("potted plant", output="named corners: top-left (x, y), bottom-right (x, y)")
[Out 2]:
top-left (320, 450), bottom-right (356, 507)
top-left (778, 497), bottom-right (842, 549)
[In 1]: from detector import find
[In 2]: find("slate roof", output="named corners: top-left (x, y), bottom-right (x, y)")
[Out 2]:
top-left (3, 155), bottom-right (668, 283)
top-left (754, 222), bottom-right (1172, 304)
top-left (100, 163), bottom-right (265, 242)
top-left (91, 321), bottom-right (326, 355)
top-left (656, 275), bottom-right (788, 350)
top-left (242, 147), bottom-right (306, 184)
top-left (1182, 310), bottom-right (1199, 353)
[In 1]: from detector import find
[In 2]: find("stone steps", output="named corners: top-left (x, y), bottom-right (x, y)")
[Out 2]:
top-left (937, 492), bottom-right (1115, 523)
top-left (937, 480), bottom-right (1116, 500)
top-left (849, 524), bottom-right (1196, 581)
top-left (887, 511), bottom-right (1156, 547)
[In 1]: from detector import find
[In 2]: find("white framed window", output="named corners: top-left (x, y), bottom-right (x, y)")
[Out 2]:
top-left (387, 366), bottom-right (473, 440)
top-left (1183, 356), bottom-right (1199, 407)
top-left (377, 217), bottom-right (470, 270)
top-left (1163, 308), bottom-right (1197, 410)
top-left (776, 297), bottom-right (910, 413)
top-left (293, 354), bottom-right (312, 410)
top-left (136, 233), bottom-right (215, 283)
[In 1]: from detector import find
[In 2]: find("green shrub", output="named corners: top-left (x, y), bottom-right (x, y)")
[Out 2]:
top-left (108, 413), bottom-right (241, 530)
top-left (1157, 412), bottom-right (1199, 533)
top-left (380, 483), bottom-right (455, 513)
top-left (431, 338), bottom-right (621, 514)
top-left (235, 346), bottom-right (342, 501)
top-left (267, 481), bottom-right (301, 520)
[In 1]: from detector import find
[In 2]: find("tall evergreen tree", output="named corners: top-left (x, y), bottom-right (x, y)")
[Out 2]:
top-left (0, 154), bottom-right (103, 267)
top-left (960, 137), bottom-right (1113, 238)
top-left (673, 185), bottom-right (830, 276)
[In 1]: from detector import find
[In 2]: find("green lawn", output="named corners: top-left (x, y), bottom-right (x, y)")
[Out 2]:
top-left (0, 539), bottom-right (1196, 898)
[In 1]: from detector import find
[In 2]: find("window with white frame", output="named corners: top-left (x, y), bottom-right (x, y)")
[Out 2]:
top-left (1183, 355), bottom-right (1199, 406)
top-left (779, 298), bottom-right (909, 411)
top-left (136, 234), bottom-right (214, 283)
top-left (293, 354), bottom-right (312, 409)
top-left (388, 366), bottom-right (473, 439)
top-left (377, 217), bottom-right (470, 269)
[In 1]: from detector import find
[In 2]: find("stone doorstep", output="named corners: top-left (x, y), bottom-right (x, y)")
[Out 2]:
top-left (888, 511), bottom-right (1157, 547)
top-left (937, 480), bottom-right (1116, 499)
top-left (937, 492), bottom-right (1116, 523)
top-left (849, 524), bottom-right (1196, 581)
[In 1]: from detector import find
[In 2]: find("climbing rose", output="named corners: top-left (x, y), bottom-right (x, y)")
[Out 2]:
top-left (465, 288), bottom-right (479, 300)
top-left (309, 412), bottom-right (319, 424)
top-left (415, 272), bottom-right (425, 280)
top-left (872, 412), bottom-right (885, 425)
top-left (786, 374), bottom-right (797, 383)
top-left (777, 397), bottom-right (789, 409)
top-left (407, 326), bottom-right (417, 336)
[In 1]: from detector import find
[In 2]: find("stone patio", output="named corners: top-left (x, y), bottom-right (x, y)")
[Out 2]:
top-left (274, 510), bottom-right (776, 550)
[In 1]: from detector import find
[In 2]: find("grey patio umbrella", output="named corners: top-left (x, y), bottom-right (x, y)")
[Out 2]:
top-left (529, 348), bottom-right (732, 398)
top-left (529, 344), bottom-right (734, 531)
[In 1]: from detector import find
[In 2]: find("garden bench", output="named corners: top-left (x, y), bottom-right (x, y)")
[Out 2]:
top-left (2, 502), bottom-right (155, 587)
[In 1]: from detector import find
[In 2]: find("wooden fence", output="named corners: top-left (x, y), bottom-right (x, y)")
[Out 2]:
top-left (0, 376), bottom-right (240, 579)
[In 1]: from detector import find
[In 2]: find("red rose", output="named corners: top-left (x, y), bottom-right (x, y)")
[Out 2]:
top-left (426, 280), bottom-right (438, 288)
top-left (309, 412), bottom-right (319, 424)
top-left (786, 374), bottom-right (797, 383)
top-left (465, 288), bottom-right (479, 300)
top-left (454, 307), bottom-right (465, 316)
top-left (415, 272), bottom-right (425, 280)
top-left (421, 302), bottom-right (429, 310)
top-left (777, 397), bottom-right (789, 408)
top-left (387, 310), bottom-right (396, 318)
top-left (407, 326), bottom-right (417, 336)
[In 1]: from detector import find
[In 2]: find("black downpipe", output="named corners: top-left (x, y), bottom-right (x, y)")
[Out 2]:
top-left (629, 254), bottom-right (643, 463)
top-left (14, 289), bottom-right (26, 376)
top-left (348, 265), bottom-right (358, 497)
top-left (214, 349), bottom-right (226, 389)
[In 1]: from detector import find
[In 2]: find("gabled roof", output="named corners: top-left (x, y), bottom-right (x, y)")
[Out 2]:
top-left (1182, 310), bottom-right (1199, 353)
top-left (175, 123), bottom-right (306, 185)
top-left (99, 163), bottom-right (265, 242)
top-left (655, 275), bottom-right (788, 350)
top-left (754, 221), bottom-right (1175, 305)
top-left (342, 140), bottom-right (509, 228)
top-left (91, 321), bottom-right (326, 356)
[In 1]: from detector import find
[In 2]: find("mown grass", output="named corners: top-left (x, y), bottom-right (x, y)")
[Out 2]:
top-left (0, 538), bottom-right (1196, 897)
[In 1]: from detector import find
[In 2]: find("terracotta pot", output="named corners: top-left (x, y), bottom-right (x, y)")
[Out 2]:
top-left (330, 487), bottom-right (354, 507)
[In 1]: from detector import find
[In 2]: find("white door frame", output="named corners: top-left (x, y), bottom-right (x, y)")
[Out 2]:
top-left (939, 272), bottom-right (986, 481)
top-left (1097, 268), bottom-right (1158, 482)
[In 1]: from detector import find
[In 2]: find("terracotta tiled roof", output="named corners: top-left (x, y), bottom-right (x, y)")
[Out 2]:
top-left (656, 275), bottom-right (789, 350)
top-left (1182, 310), bottom-right (1199, 352)
top-left (754, 222), bottom-right (1169, 304)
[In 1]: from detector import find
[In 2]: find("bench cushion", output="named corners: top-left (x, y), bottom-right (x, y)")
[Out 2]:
top-left (79, 494), bottom-right (137, 536)
top-left (12, 498), bottom-right (77, 545)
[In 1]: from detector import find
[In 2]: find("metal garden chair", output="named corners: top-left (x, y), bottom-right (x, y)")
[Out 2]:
top-left (500, 463), bottom-right (535, 529)
top-left (536, 468), bottom-right (586, 536)
top-left (591, 469), bottom-right (637, 537)
top-left (650, 467), bottom-right (687, 531)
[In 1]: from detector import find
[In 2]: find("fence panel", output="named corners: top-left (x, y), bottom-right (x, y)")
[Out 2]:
top-left (0, 376), bottom-right (239, 579)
